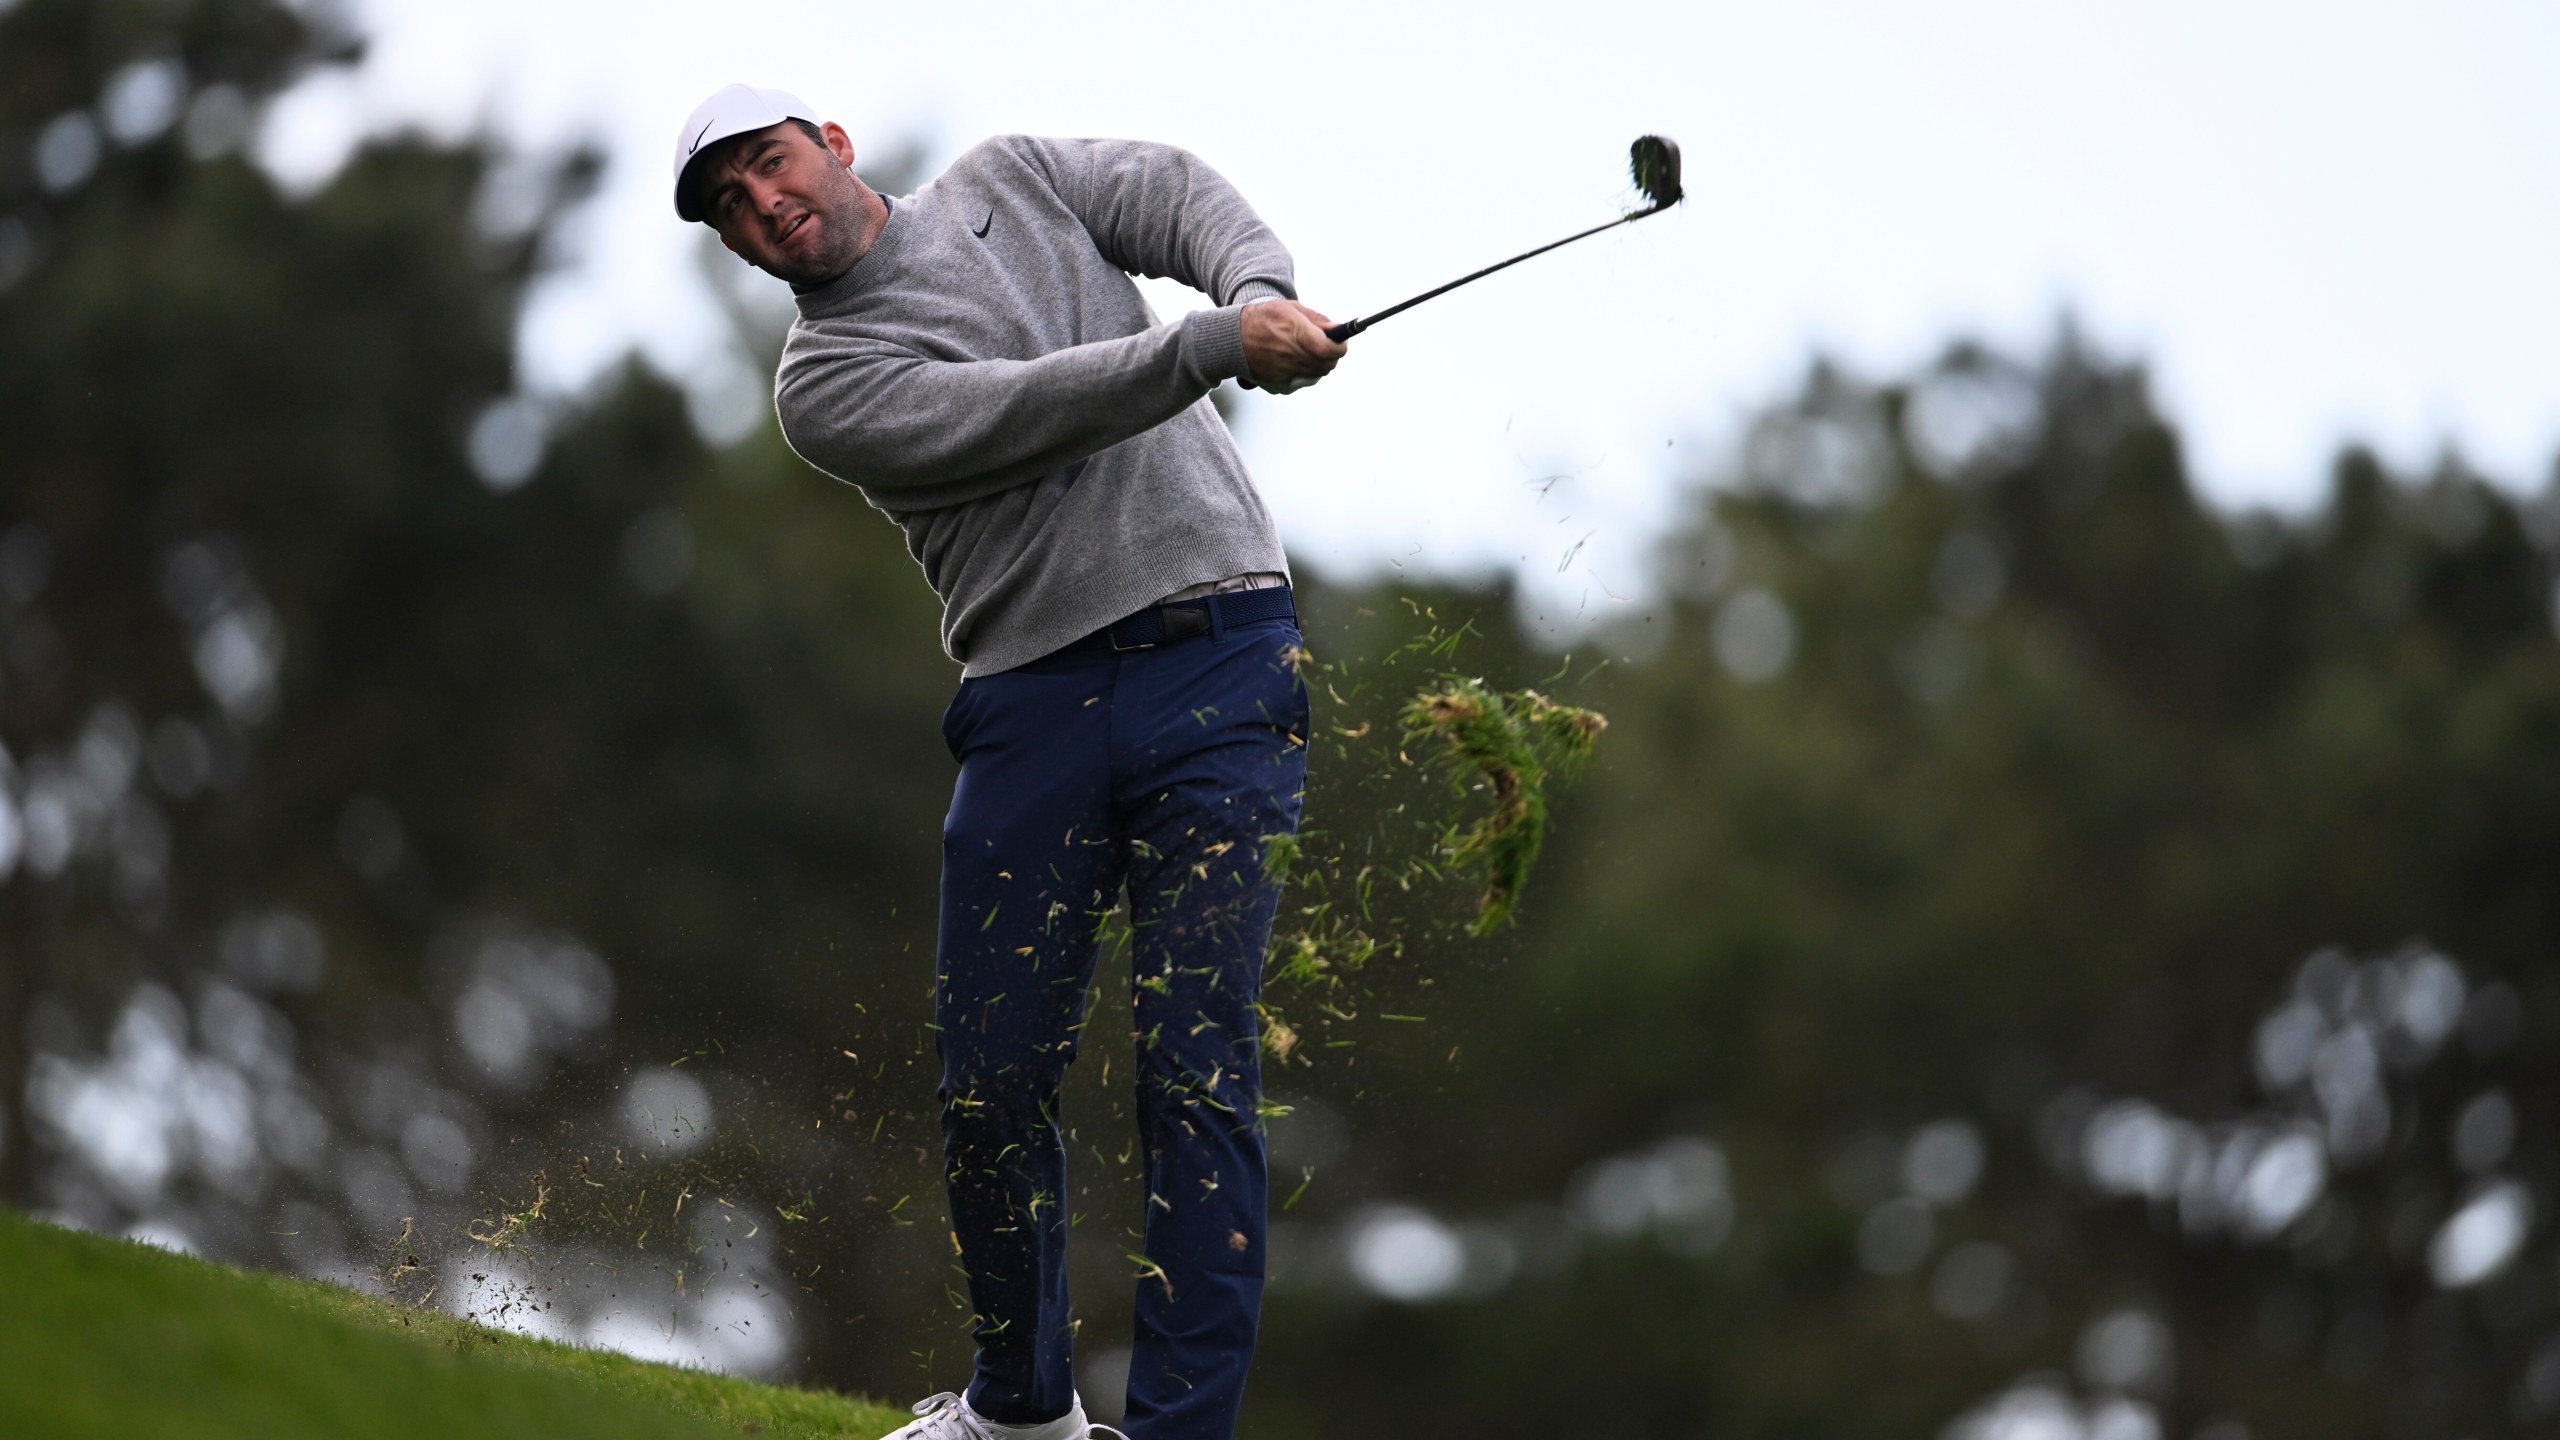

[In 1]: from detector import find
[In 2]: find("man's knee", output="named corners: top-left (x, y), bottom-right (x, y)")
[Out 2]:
top-left (1132, 1042), bottom-right (1260, 1132)
top-left (940, 1046), bottom-right (1073, 1117)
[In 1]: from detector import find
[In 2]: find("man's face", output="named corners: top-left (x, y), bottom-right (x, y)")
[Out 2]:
top-left (699, 120), bottom-right (868, 285)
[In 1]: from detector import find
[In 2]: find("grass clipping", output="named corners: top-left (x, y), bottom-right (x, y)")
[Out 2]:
top-left (1253, 610), bottom-right (1609, 1067)
top-left (1402, 679), bottom-right (1606, 935)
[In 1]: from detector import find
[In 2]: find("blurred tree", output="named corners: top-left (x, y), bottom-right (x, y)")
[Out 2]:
top-left (0, 0), bottom-right (968, 1389)
top-left (1250, 343), bottom-right (2560, 1440)
top-left (1, 0), bottom-right (371, 1211)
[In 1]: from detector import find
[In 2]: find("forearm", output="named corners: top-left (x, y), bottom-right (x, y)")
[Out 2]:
top-left (777, 305), bottom-right (1250, 490)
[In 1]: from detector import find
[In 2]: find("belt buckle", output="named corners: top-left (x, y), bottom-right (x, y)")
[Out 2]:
top-left (1107, 602), bottom-right (1211, 651)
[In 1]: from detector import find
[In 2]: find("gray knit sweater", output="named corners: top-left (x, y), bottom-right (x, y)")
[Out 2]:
top-left (774, 135), bottom-right (1296, 676)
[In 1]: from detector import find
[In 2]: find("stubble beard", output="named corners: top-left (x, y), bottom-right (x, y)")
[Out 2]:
top-left (760, 169), bottom-right (869, 288)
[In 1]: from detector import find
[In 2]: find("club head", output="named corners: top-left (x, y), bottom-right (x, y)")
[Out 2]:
top-left (1629, 135), bottom-right (1683, 212)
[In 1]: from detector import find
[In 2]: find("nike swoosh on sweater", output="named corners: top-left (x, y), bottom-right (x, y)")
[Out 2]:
top-left (776, 135), bottom-right (1297, 677)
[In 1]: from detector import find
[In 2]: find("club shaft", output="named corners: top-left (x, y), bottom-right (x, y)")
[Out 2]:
top-left (1324, 203), bottom-right (1670, 343)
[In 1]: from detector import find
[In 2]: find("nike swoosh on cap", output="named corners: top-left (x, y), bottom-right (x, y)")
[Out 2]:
top-left (687, 119), bottom-right (715, 155)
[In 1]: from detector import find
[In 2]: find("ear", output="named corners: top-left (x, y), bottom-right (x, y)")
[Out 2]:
top-left (718, 232), bottom-right (740, 257)
top-left (819, 120), bottom-right (857, 168)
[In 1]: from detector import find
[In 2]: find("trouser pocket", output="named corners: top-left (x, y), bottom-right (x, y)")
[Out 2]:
top-left (939, 678), bottom-right (977, 761)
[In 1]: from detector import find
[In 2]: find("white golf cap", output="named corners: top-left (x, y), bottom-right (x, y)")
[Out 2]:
top-left (672, 83), bottom-right (818, 222)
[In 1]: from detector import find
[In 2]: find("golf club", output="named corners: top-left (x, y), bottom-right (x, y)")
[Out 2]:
top-left (1322, 135), bottom-right (1684, 344)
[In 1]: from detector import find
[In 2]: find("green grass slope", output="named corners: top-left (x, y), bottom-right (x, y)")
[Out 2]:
top-left (0, 1208), bottom-right (909, 1440)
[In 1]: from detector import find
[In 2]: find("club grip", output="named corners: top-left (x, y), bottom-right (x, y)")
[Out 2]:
top-left (1325, 318), bottom-right (1366, 344)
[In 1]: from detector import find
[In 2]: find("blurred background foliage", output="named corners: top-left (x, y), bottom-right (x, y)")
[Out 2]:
top-left (7, 3), bottom-right (2560, 1438)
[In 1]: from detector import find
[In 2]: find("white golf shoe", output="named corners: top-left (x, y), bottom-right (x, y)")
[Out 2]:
top-left (882, 1391), bottom-right (1126, 1440)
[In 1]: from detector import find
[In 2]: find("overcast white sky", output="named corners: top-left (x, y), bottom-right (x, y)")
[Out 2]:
top-left (270, 0), bottom-right (2560, 607)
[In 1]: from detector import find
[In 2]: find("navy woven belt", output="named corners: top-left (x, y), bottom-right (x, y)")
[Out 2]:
top-left (1081, 584), bottom-right (1297, 652)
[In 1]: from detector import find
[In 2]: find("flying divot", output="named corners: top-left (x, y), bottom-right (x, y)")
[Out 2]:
top-left (1401, 680), bottom-right (1607, 935)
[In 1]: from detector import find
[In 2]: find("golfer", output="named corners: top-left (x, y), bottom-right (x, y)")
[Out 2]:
top-left (671, 85), bottom-right (1346, 1440)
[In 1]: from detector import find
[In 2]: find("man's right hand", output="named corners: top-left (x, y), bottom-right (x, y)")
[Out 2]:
top-left (1240, 300), bottom-right (1349, 395)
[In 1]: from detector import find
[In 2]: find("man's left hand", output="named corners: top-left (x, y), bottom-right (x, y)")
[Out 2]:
top-left (1241, 300), bottom-right (1348, 394)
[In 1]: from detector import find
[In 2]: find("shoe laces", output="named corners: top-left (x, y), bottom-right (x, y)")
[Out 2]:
top-left (890, 1392), bottom-right (1002, 1440)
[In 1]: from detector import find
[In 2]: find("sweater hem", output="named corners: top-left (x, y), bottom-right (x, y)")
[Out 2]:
top-left (954, 550), bottom-right (1293, 678)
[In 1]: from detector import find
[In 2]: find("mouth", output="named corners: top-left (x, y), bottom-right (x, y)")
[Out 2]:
top-left (777, 212), bottom-right (812, 245)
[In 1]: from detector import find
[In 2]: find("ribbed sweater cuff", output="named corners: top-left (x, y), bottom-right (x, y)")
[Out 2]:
top-left (1184, 304), bottom-right (1253, 385)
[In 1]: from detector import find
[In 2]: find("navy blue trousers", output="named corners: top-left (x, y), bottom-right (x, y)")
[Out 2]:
top-left (936, 599), bottom-right (1308, 1440)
